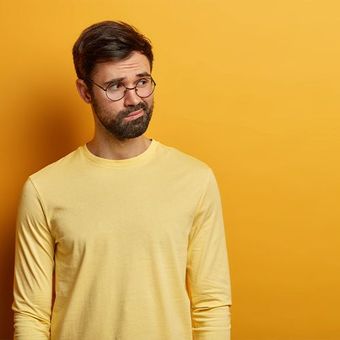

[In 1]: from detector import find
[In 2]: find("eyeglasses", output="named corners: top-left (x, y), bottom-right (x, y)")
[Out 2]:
top-left (86, 77), bottom-right (156, 102)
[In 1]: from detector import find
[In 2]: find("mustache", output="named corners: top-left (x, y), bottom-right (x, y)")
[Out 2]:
top-left (118, 102), bottom-right (148, 117)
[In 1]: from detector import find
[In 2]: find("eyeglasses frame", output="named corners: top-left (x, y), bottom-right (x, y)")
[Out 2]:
top-left (85, 76), bottom-right (156, 102)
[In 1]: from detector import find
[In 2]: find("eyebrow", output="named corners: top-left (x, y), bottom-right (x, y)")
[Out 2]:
top-left (103, 72), bottom-right (151, 86)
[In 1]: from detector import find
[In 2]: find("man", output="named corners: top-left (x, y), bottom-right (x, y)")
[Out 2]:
top-left (12, 21), bottom-right (231, 339)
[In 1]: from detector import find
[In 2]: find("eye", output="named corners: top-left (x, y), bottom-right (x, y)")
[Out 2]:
top-left (108, 82), bottom-right (124, 92)
top-left (137, 78), bottom-right (151, 87)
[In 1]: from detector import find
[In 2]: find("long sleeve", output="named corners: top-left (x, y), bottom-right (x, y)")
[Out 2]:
top-left (186, 169), bottom-right (232, 340)
top-left (12, 178), bottom-right (55, 339)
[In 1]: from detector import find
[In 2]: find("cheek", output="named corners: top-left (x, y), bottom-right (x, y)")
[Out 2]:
top-left (144, 96), bottom-right (154, 108)
top-left (113, 103), bottom-right (129, 117)
top-left (94, 99), bottom-right (122, 116)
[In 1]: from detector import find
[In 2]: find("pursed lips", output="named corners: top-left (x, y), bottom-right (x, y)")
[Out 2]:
top-left (123, 109), bottom-right (144, 122)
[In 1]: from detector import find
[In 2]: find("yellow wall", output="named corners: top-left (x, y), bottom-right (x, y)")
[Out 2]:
top-left (1, 1), bottom-right (339, 339)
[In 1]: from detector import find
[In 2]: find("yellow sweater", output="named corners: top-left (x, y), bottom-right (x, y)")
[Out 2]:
top-left (12, 140), bottom-right (231, 340)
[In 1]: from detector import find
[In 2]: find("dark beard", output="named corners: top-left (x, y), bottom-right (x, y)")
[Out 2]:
top-left (93, 101), bottom-right (153, 141)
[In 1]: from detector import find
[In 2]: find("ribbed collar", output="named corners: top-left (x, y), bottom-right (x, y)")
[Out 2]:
top-left (80, 139), bottom-right (159, 168)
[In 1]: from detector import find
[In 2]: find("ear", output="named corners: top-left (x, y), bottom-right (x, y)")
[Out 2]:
top-left (76, 79), bottom-right (92, 103)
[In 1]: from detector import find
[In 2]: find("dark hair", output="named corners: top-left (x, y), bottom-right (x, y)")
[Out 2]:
top-left (72, 21), bottom-right (153, 83)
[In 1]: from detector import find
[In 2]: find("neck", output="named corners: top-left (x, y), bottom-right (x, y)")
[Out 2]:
top-left (86, 134), bottom-right (152, 160)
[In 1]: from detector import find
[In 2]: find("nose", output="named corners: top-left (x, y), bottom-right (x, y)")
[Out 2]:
top-left (123, 88), bottom-right (141, 106)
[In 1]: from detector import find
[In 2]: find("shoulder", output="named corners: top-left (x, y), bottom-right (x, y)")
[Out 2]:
top-left (157, 141), bottom-right (209, 167)
top-left (28, 147), bottom-right (82, 187)
top-left (155, 141), bottom-right (215, 179)
top-left (17, 148), bottom-right (82, 212)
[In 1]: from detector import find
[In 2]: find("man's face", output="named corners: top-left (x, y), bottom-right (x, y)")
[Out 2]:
top-left (89, 52), bottom-right (154, 140)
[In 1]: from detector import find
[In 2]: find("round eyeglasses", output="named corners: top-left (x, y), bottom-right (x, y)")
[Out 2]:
top-left (86, 77), bottom-right (156, 102)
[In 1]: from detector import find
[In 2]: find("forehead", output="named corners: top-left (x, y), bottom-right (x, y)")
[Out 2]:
top-left (92, 51), bottom-right (151, 81)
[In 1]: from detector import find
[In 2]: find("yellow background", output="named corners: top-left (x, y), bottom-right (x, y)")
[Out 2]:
top-left (1, 1), bottom-right (340, 339)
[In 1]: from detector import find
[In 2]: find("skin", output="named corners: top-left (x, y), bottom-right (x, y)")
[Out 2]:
top-left (76, 51), bottom-right (154, 160)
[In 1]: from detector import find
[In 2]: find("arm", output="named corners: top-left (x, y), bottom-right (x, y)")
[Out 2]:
top-left (186, 169), bottom-right (232, 340)
top-left (12, 178), bottom-right (55, 339)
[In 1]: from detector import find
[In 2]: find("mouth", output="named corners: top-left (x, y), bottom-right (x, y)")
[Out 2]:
top-left (123, 109), bottom-right (144, 122)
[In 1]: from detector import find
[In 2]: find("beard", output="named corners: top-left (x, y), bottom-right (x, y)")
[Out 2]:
top-left (92, 99), bottom-right (154, 141)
